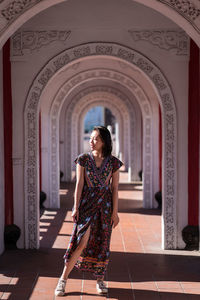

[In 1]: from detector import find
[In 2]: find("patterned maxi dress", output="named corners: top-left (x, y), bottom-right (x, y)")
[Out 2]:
top-left (63, 152), bottom-right (123, 278)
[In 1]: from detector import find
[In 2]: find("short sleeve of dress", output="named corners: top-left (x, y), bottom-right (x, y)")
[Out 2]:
top-left (74, 153), bottom-right (87, 167)
top-left (112, 156), bottom-right (123, 173)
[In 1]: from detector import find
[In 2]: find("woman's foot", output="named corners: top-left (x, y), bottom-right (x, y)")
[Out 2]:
top-left (96, 280), bottom-right (108, 294)
top-left (55, 278), bottom-right (66, 296)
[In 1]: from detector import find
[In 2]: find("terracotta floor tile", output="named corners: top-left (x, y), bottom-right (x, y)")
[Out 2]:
top-left (159, 291), bottom-right (188, 300)
top-left (156, 281), bottom-right (182, 289)
top-left (1, 178), bottom-right (200, 299)
top-left (64, 296), bottom-right (81, 300)
top-left (183, 289), bottom-right (200, 294)
top-left (134, 290), bottom-right (160, 300)
top-left (108, 281), bottom-right (132, 289)
top-left (0, 292), bottom-right (12, 300)
top-left (82, 296), bottom-right (106, 300)
top-left (132, 281), bottom-right (158, 291)
top-left (108, 288), bottom-right (134, 300)
top-left (158, 288), bottom-right (184, 293)
top-left (181, 282), bottom-right (200, 289)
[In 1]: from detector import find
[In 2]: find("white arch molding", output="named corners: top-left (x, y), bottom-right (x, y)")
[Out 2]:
top-left (71, 93), bottom-right (129, 169)
top-left (79, 102), bottom-right (122, 156)
top-left (77, 91), bottom-right (141, 179)
top-left (79, 102), bottom-right (123, 159)
top-left (59, 84), bottom-right (142, 184)
top-left (52, 70), bottom-right (153, 210)
top-left (62, 87), bottom-right (140, 180)
top-left (0, 0), bottom-right (200, 48)
top-left (44, 67), bottom-right (150, 208)
top-left (58, 82), bottom-right (143, 184)
top-left (24, 43), bottom-right (177, 250)
top-left (77, 88), bottom-right (142, 180)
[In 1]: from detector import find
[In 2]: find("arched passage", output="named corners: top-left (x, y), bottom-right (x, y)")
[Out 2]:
top-left (59, 84), bottom-right (142, 184)
top-left (49, 69), bottom-right (154, 211)
top-left (24, 43), bottom-right (176, 250)
top-left (70, 92), bottom-right (130, 169)
top-left (79, 103), bottom-right (121, 156)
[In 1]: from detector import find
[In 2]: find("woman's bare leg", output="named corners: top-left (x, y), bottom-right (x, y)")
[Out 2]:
top-left (60, 226), bottom-right (91, 280)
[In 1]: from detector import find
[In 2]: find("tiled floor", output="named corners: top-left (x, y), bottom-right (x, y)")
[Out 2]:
top-left (1, 172), bottom-right (200, 299)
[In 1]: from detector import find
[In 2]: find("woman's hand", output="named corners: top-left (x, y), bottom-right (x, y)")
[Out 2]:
top-left (71, 208), bottom-right (79, 223)
top-left (111, 213), bottom-right (119, 228)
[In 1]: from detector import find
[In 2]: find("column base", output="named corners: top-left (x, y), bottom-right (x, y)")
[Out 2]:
top-left (182, 225), bottom-right (199, 250)
top-left (4, 224), bottom-right (21, 250)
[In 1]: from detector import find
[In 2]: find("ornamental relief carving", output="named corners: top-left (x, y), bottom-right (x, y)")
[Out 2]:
top-left (72, 93), bottom-right (129, 158)
top-left (52, 70), bottom-right (152, 208)
top-left (72, 97), bottom-right (125, 165)
top-left (11, 30), bottom-right (71, 56)
top-left (129, 30), bottom-right (189, 56)
top-left (24, 43), bottom-right (177, 250)
top-left (1, 0), bottom-right (40, 21)
top-left (161, 0), bottom-right (200, 21)
top-left (0, 0), bottom-right (200, 45)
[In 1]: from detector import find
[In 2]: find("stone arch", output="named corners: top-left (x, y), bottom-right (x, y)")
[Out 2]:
top-left (78, 104), bottom-right (122, 157)
top-left (51, 71), bottom-right (153, 210)
top-left (24, 43), bottom-right (176, 250)
top-left (0, 1), bottom-right (200, 48)
top-left (58, 84), bottom-right (142, 184)
top-left (58, 81), bottom-right (143, 182)
top-left (70, 91), bottom-right (130, 169)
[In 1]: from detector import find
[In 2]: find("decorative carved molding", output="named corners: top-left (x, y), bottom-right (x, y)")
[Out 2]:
top-left (11, 30), bottom-right (71, 56)
top-left (160, 0), bottom-right (200, 21)
top-left (51, 75), bottom-right (150, 208)
top-left (63, 86), bottom-right (134, 173)
top-left (0, 0), bottom-right (199, 24)
top-left (1, 0), bottom-right (41, 21)
top-left (0, 0), bottom-right (200, 50)
top-left (129, 30), bottom-right (189, 55)
top-left (24, 42), bottom-right (177, 250)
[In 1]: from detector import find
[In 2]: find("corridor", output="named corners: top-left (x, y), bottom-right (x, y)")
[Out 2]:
top-left (0, 172), bottom-right (200, 300)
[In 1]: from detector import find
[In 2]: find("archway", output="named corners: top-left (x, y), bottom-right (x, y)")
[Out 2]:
top-left (49, 69), bottom-right (154, 211)
top-left (24, 43), bottom-right (176, 250)
top-left (59, 84), bottom-right (142, 183)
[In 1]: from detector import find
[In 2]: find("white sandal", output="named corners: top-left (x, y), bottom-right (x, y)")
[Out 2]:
top-left (55, 278), bottom-right (66, 296)
top-left (96, 280), bottom-right (108, 294)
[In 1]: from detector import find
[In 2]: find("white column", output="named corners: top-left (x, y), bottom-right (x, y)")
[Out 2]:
top-left (41, 110), bottom-right (50, 207)
top-left (115, 122), bottom-right (119, 157)
top-left (0, 49), bottom-right (5, 254)
top-left (152, 106), bottom-right (159, 208)
top-left (11, 60), bottom-right (26, 248)
top-left (59, 110), bottom-right (65, 182)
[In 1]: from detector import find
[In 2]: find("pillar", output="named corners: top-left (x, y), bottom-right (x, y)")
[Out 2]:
top-left (0, 49), bottom-right (5, 254)
top-left (188, 39), bottom-right (199, 226)
top-left (3, 40), bottom-right (13, 226)
top-left (159, 106), bottom-right (162, 191)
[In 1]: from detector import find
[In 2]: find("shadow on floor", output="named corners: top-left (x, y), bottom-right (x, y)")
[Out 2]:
top-left (1, 249), bottom-right (200, 299)
top-left (0, 181), bottom-right (198, 299)
top-left (118, 182), bottom-right (143, 191)
top-left (118, 198), bottom-right (161, 215)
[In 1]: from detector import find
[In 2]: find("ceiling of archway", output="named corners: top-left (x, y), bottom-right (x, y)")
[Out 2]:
top-left (0, 0), bottom-right (200, 47)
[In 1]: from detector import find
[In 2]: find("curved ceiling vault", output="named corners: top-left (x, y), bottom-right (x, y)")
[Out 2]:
top-left (0, 0), bottom-right (200, 48)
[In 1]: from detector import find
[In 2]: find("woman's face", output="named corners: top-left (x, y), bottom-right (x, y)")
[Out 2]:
top-left (89, 130), bottom-right (104, 152)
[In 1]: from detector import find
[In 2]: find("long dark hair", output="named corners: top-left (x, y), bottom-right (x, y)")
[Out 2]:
top-left (93, 126), bottom-right (112, 157)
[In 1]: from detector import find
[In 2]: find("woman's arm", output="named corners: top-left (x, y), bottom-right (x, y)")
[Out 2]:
top-left (72, 163), bottom-right (84, 222)
top-left (111, 169), bottom-right (120, 228)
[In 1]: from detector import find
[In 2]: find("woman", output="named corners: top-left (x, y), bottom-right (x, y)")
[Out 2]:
top-left (55, 126), bottom-right (123, 296)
